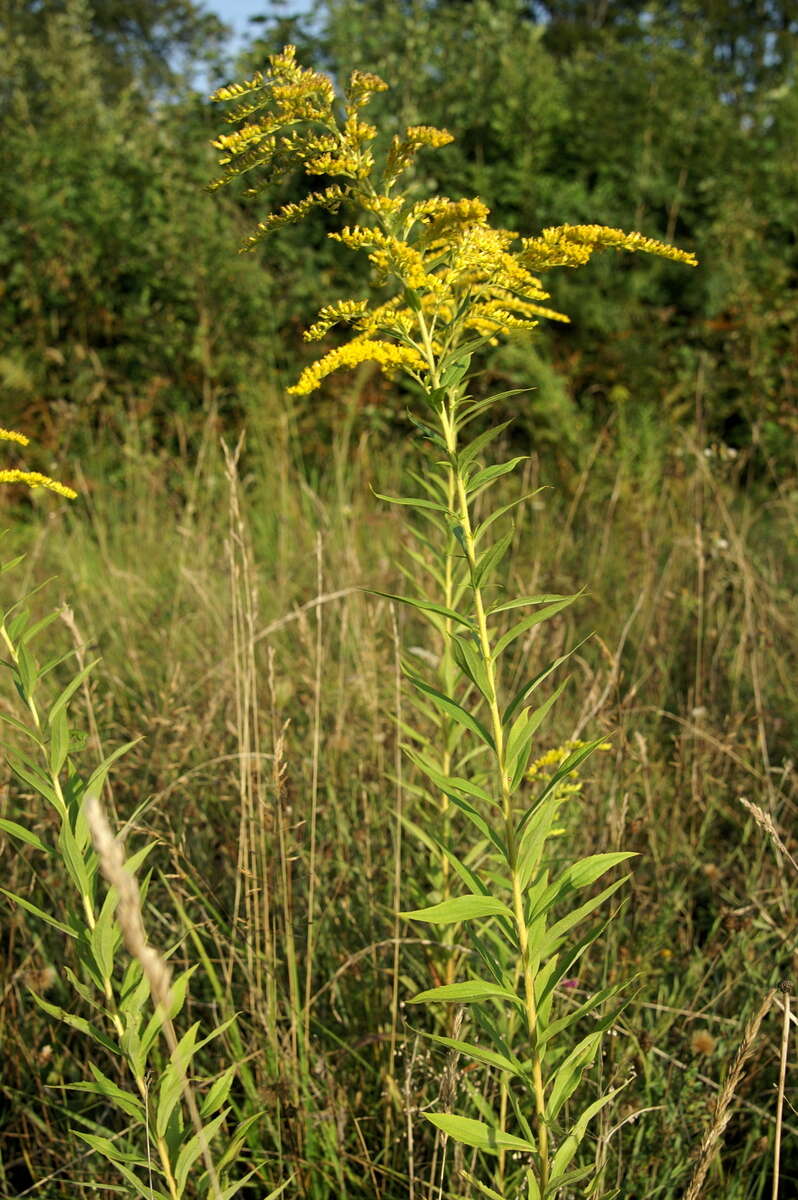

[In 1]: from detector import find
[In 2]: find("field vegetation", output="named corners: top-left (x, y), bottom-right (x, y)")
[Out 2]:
top-left (1, 2), bottom-right (797, 1198)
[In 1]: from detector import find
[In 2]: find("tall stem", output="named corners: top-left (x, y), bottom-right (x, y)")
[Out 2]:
top-left (437, 394), bottom-right (550, 1191)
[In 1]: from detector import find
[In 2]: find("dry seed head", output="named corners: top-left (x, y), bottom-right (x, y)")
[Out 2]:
top-left (690, 1029), bottom-right (717, 1056)
top-left (84, 792), bottom-right (172, 1011)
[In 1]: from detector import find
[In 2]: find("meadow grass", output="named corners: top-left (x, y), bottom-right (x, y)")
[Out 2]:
top-left (2, 381), bottom-right (796, 1196)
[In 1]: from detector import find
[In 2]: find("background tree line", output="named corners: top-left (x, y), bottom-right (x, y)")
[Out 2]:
top-left (2, 0), bottom-right (796, 468)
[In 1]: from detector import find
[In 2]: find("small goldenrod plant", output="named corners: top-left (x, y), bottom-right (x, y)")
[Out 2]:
top-left (0, 426), bottom-right (77, 499)
top-left (211, 46), bottom-right (695, 1198)
top-left (1, 444), bottom-right (286, 1197)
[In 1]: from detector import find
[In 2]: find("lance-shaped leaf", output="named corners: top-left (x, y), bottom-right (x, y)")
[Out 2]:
top-left (406, 673), bottom-right (495, 750)
top-left (505, 679), bottom-right (569, 792)
top-left (423, 1031), bottom-right (523, 1075)
top-left (528, 853), bottom-right (635, 926)
top-left (407, 979), bottom-right (522, 1008)
top-left (458, 419), bottom-right (512, 470)
top-left (400, 894), bottom-right (512, 925)
top-left (503, 640), bottom-right (587, 727)
top-left (473, 529), bottom-right (514, 591)
top-left (473, 489), bottom-right (547, 545)
top-left (538, 979), bottom-right (630, 1049)
top-left (537, 875), bottom-right (630, 959)
top-left (517, 738), bottom-right (606, 839)
top-left (370, 485), bottom-right (449, 514)
top-left (545, 1004), bottom-right (627, 1124)
top-left (403, 745), bottom-right (496, 807)
top-left (460, 1170), bottom-right (506, 1200)
top-left (369, 589), bottom-right (473, 629)
top-left (3, 889), bottom-right (79, 938)
top-left (424, 1114), bottom-right (536, 1156)
top-left (467, 456), bottom-right (528, 497)
top-left (0, 817), bottom-right (49, 854)
top-left (492, 593), bottom-right (580, 660)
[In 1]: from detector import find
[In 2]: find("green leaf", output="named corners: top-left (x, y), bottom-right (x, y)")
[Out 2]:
top-left (221, 1170), bottom-right (291, 1200)
top-left (424, 1032), bottom-right (521, 1075)
top-left (175, 1107), bottom-right (230, 1192)
top-left (57, 819), bottom-right (92, 899)
top-left (156, 1021), bottom-right (200, 1137)
top-left (517, 739), bottom-right (606, 840)
top-left (424, 1113), bottom-right (535, 1155)
top-left (460, 1170), bottom-right (507, 1200)
top-left (406, 673), bottom-right (495, 750)
top-left (440, 351), bottom-right (472, 388)
top-left (538, 980), bottom-right (628, 1049)
top-left (49, 661), bottom-right (99, 724)
top-left (2, 888), bottom-right (79, 937)
top-left (503, 643), bottom-right (585, 727)
top-left (371, 486), bottom-right (449, 514)
top-left (537, 876), bottom-right (629, 959)
top-left (403, 746), bottom-right (496, 806)
top-left (505, 680), bottom-right (568, 792)
top-left (528, 853), bottom-right (635, 926)
top-left (74, 1132), bottom-right (148, 1167)
top-left (141, 965), bottom-right (198, 1054)
top-left (473, 529), bottom-right (514, 590)
top-left (400, 895), bottom-right (512, 924)
top-left (438, 791), bottom-right (506, 857)
top-left (492, 594), bottom-right (580, 660)
top-left (450, 631), bottom-right (494, 703)
top-left (458, 420), bottom-right (512, 470)
top-left (491, 593), bottom-right (570, 615)
top-left (467, 456), bottom-right (528, 497)
top-left (0, 710), bottom-right (44, 747)
top-left (201, 1064), bottom-right (238, 1119)
top-left (0, 817), bottom-right (49, 853)
top-left (369, 589), bottom-right (472, 629)
top-left (48, 708), bottom-right (70, 776)
top-left (83, 739), bottom-right (141, 803)
top-left (473, 489), bottom-right (547, 545)
top-left (548, 1087), bottom-right (622, 1184)
top-left (545, 1005), bottom-right (624, 1123)
top-left (6, 751), bottom-right (59, 809)
top-left (20, 611), bottom-right (59, 646)
top-left (66, 1063), bottom-right (145, 1120)
top-left (408, 979), bottom-right (521, 1007)
top-left (30, 991), bottom-right (119, 1053)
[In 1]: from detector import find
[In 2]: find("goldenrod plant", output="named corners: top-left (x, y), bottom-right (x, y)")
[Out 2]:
top-left (1, 440), bottom-right (286, 1198)
top-left (211, 46), bottom-right (696, 1198)
top-left (0, 427), bottom-right (77, 499)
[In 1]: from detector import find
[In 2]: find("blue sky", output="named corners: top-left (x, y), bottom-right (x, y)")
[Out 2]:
top-left (206, 1), bottom-right (309, 55)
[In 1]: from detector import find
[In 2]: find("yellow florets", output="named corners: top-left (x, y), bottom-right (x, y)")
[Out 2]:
top-left (288, 339), bottom-right (427, 396)
top-left (1, 429), bottom-right (76, 499)
top-left (0, 428), bottom-right (30, 446)
top-left (0, 470), bottom-right (77, 500)
top-left (527, 739), bottom-right (612, 781)
top-left (211, 46), bottom-right (698, 398)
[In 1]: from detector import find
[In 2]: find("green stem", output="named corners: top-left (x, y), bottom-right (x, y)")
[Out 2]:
top-left (438, 394), bottom-right (550, 1193)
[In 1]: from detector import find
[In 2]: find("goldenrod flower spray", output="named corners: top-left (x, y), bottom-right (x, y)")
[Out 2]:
top-left (212, 46), bottom-right (695, 1198)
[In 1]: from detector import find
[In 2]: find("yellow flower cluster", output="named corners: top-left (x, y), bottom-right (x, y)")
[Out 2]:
top-left (0, 470), bottom-right (77, 500)
top-left (527, 739), bottom-right (612, 781)
top-left (521, 224), bottom-right (698, 271)
top-left (384, 126), bottom-right (454, 188)
top-left (287, 339), bottom-right (426, 396)
top-left (0, 427), bottom-right (30, 446)
top-left (211, 45), bottom-right (697, 397)
top-left (330, 226), bottom-right (439, 292)
top-left (241, 185), bottom-right (348, 248)
top-left (346, 70), bottom-right (389, 108)
top-left (1, 428), bottom-right (77, 499)
top-left (304, 299), bottom-right (371, 342)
